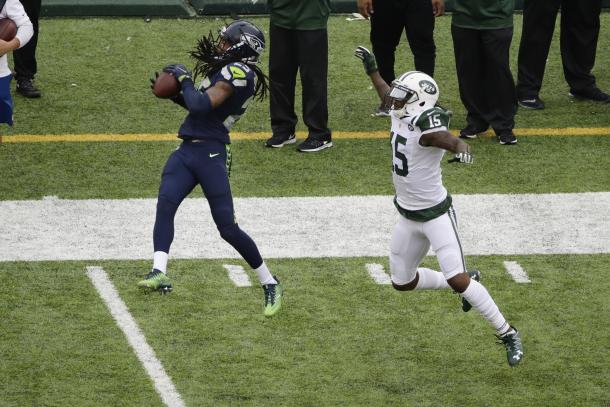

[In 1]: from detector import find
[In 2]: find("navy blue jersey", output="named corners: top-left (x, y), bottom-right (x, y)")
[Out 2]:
top-left (177, 62), bottom-right (256, 144)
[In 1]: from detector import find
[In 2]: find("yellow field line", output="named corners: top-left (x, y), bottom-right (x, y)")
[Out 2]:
top-left (1, 127), bottom-right (609, 143)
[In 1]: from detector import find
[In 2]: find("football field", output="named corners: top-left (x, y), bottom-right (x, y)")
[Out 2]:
top-left (1, 15), bottom-right (610, 407)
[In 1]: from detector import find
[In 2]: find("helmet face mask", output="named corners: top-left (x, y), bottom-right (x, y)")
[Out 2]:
top-left (388, 71), bottom-right (439, 117)
top-left (218, 20), bottom-right (266, 64)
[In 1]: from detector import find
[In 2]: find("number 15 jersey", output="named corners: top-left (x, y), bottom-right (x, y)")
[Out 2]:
top-left (390, 106), bottom-right (452, 218)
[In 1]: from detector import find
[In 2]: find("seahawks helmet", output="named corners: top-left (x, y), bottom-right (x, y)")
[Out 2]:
top-left (388, 71), bottom-right (439, 117)
top-left (219, 20), bottom-right (265, 64)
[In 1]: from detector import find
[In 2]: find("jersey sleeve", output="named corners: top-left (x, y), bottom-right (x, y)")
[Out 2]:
top-left (219, 62), bottom-right (253, 90)
top-left (415, 107), bottom-right (452, 134)
top-left (6, 0), bottom-right (33, 49)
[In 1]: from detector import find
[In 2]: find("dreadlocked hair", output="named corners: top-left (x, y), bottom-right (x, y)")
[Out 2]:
top-left (189, 31), bottom-right (269, 102)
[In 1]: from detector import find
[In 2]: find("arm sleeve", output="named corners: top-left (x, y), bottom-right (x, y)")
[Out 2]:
top-left (180, 78), bottom-right (213, 115)
top-left (6, 0), bottom-right (33, 49)
top-left (416, 108), bottom-right (452, 135)
top-left (169, 94), bottom-right (187, 110)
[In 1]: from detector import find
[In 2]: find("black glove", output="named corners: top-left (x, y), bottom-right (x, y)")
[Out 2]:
top-left (162, 64), bottom-right (192, 83)
top-left (354, 46), bottom-right (378, 75)
top-left (447, 152), bottom-right (474, 164)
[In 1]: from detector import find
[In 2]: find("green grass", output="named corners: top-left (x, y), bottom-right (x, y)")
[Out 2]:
top-left (1, 255), bottom-right (609, 406)
top-left (2, 14), bottom-right (610, 136)
top-left (1, 15), bottom-right (609, 407)
top-left (1, 135), bottom-right (609, 199)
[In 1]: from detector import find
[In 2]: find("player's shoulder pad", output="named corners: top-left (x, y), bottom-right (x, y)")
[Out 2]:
top-left (220, 62), bottom-right (253, 88)
top-left (415, 106), bottom-right (451, 130)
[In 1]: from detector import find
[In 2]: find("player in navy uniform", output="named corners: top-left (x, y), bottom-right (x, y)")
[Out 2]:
top-left (139, 20), bottom-right (283, 317)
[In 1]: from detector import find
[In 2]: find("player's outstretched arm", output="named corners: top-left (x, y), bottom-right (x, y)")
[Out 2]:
top-left (420, 130), bottom-right (474, 164)
top-left (354, 46), bottom-right (390, 101)
top-left (162, 64), bottom-right (234, 114)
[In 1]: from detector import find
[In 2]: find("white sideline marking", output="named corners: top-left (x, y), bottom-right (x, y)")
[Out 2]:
top-left (223, 264), bottom-right (252, 287)
top-left (366, 263), bottom-right (391, 285)
top-left (85, 266), bottom-right (187, 407)
top-left (2, 193), bottom-right (610, 261)
top-left (503, 261), bottom-right (531, 283)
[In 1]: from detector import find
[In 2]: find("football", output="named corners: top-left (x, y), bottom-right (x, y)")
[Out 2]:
top-left (152, 72), bottom-right (180, 99)
top-left (0, 18), bottom-right (17, 41)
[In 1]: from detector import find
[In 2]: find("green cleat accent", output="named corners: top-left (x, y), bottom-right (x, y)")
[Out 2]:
top-left (497, 326), bottom-right (524, 367)
top-left (138, 269), bottom-right (172, 293)
top-left (263, 276), bottom-right (283, 317)
top-left (461, 269), bottom-right (481, 312)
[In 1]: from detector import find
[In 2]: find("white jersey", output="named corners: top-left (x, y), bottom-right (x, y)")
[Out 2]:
top-left (0, 0), bottom-right (33, 77)
top-left (390, 106), bottom-right (452, 216)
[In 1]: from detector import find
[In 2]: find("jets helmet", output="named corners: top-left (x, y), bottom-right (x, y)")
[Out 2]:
top-left (388, 71), bottom-right (439, 117)
top-left (219, 20), bottom-right (265, 64)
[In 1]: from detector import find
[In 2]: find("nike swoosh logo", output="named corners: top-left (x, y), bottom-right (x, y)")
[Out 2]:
top-left (209, 153), bottom-right (220, 158)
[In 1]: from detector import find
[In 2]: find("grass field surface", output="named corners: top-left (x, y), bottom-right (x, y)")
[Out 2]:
top-left (0, 13), bottom-right (609, 407)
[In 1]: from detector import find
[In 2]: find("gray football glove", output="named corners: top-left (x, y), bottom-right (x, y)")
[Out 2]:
top-left (354, 46), bottom-right (378, 75)
top-left (448, 152), bottom-right (474, 164)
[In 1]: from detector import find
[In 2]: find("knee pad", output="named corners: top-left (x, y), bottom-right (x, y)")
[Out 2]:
top-left (389, 252), bottom-right (418, 286)
top-left (435, 244), bottom-right (464, 280)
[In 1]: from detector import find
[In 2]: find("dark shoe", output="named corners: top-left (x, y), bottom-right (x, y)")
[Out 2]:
top-left (16, 79), bottom-right (41, 98)
top-left (265, 133), bottom-right (296, 148)
top-left (498, 131), bottom-right (517, 145)
top-left (297, 138), bottom-right (333, 152)
top-left (518, 97), bottom-right (545, 110)
top-left (569, 88), bottom-right (610, 103)
top-left (461, 269), bottom-right (481, 312)
top-left (497, 326), bottom-right (524, 367)
top-left (459, 125), bottom-right (488, 139)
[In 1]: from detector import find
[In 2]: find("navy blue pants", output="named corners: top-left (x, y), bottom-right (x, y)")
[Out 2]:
top-left (153, 139), bottom-right (263, 269)
top-left (0, 74), bottom-right (13, 126)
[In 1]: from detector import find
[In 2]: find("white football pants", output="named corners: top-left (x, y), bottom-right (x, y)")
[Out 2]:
top-left (390, 207), bottom-right (465, 285)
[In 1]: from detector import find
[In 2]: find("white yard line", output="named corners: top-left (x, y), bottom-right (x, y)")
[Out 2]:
top-left (2, 193), bottom-right (609, 261)
top-left (223, 264), bottom-right (252, 287)
top-left (503, 261), bottom-right (532, 283)
top-left (85, 266), bottom-right (187, 407)
top-left (365, 263), bottom-right (392, 285)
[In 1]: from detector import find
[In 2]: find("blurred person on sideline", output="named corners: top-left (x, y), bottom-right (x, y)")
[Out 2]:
top-left (264, 0), bottom-right (333, 152)
top-left (516, 0), bottom-right (609, 110)
top-left (356, 0), bottom-right (445, 116)
top-left (0, 0), bottom-right (33, 126)
top-left (13, 0), bottom-right (40, 98)
top-left (451, 0), bottom-right (518, 145)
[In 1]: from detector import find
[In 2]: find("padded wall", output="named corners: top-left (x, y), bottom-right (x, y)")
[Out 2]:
top-left (40, 0), bottom-right (610, 17)
top-left (41, 0), bottom-right (195, 17)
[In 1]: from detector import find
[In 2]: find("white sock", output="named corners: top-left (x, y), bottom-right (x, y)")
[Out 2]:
top-left (461, 279), bottom-right (509, 333)
top-left (254, 262), bottom-right (277, 285)
top-left (153, 251), bottom-right (169, 274)
top-left (415, 267), bottom-right (450, 290)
